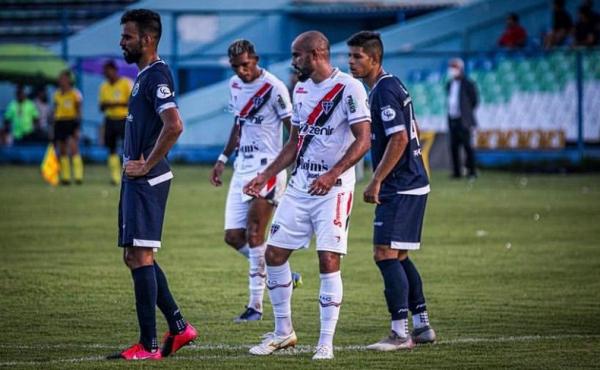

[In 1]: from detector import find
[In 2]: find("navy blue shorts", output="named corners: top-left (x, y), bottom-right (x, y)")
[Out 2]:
top-left (373, 194), bottom-right (427, 250)
top-left (118, 173), bottom-right (172, 248)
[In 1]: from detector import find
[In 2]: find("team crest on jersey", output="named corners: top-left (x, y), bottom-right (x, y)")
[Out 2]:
top-left (252, 96), bottom-right (264, 108)
top-left (270, 223), bottom-right (280, 235)
top-left (131, 82), bottom-right (140, 97)
top-left (157, 84), bottom-right (172, 99)
top-left (381, 106), bottom-right (396, 122)
top-left (322, 100), bottom-right (334, 114)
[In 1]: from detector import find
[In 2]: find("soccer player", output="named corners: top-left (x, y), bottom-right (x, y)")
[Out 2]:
top-left (108, 9), bottom-right (197, 361)
top-left (99, 60), bottom-right (132, 185)
top-left (244, 31), bottom-right (371, 360)
top-left (53, 69), bottom-right (83, 185)
top-left (347, 31), bottom-right (436, 351)
top-left (210, 39), bottom-right (299, 322)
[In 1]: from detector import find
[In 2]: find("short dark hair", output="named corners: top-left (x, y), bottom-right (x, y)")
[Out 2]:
top-left (346, 31), bottom-right (384, 63)
top-left (120, 9), bottom-right (162, 43)
top-left (508, 12), bottom-right (519, 23)
top-left (103, 59), bottom-right (117, 70)
top-left (228, 39), bottom-right (258, 60)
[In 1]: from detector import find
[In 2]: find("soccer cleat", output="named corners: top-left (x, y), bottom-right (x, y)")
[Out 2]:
top-left (366, 330), bottom-right (415, 351)
top-left (312, 344), bottom-right (334, 360)
top-left (249, 331), bottom-right (297, 355)
top-left (106, 343), bottom-right (162, 361)
top-left (234, 306), bottom-right (263, 323)
top-left (160, 322), bottom-right (198, 357)
top-left (412, 325), bottom-right (436, 344)
top-left (292, 272), bottom-right (303, 289)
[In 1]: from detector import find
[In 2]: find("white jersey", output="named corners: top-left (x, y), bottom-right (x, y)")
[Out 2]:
top-left (228, 69), bottom-right (292, 174)
top-left (289, 68), bottom-right (371, 194)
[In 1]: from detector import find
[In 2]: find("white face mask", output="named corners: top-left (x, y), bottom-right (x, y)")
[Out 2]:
top-left (448, 67), bottom-right (461, 79)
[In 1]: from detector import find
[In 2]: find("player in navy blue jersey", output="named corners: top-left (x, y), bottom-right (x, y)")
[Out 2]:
top-left (347, 31), bottom-right (436, 351)
top-left (107, 9), bottom-right (197, 361)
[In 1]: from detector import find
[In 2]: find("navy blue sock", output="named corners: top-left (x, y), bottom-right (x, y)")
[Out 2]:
top-left (131, 265), bottom-right (158, 351)
top-left (375, 259), bottom-right (409, 320)
top-left (154, 262), bottom-right (186, 334)
top-left (400, 257), bottom-right (427, 314)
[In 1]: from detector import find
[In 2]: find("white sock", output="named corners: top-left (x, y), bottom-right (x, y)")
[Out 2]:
top-left (248, 244), bottom-right (266, 312)
top-left (412, 311), bottom-right (430, 329)
top-left (391, 319), bottom-right (409, 337)
top-left (267, 262), bottom-right (293, 336)
top-left (237, 244), bottom-right (250, 259)
top-left (318, 271), bottom-right (343, 348)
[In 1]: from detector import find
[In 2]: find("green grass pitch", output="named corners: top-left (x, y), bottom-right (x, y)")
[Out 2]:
top-left (1, 165), bottom-right (599, 369)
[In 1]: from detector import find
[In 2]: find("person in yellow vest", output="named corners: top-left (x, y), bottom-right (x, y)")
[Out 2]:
top-left (53, 69), bottom-right (83, 185)
top-left (99, 60), bottom-right (132, 185)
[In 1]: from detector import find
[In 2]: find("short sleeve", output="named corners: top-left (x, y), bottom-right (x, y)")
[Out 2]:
top-left (145, 70), bottom-right (177, 114)
top-left (228, 85), bottom-right (239, 116)
top-left (374, 81), bottom-right (408, 136)
top-left (291, 82), bottom-right (301, 126)
top-left (344, 79), bottom-right (371, 125)
top-left (271, 81), bottom-right (292, 119)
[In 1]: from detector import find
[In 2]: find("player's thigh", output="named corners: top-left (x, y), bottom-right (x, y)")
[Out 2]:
top-left (247, 198), bottom-right (274, 234)
top-left (313, 188), bottom-right (354, 255)
top-left (267, 191), bottom-right (312, 250)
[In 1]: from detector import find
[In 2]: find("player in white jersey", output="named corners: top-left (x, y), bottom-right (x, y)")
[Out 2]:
top-left (210, 40), bottom-right (296, 323)
top-left (244, 31), bottom-right (371, 360)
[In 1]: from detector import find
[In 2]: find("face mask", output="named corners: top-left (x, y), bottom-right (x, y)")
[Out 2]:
top-left (448, 67), bottom-right (461, 79)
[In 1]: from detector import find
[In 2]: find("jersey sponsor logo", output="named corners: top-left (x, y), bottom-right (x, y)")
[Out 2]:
top-left (132, 82), bottom-right (140, 97)
top-left (413, 148), bottom-right (423, 157)
top-left (156, 84), bottom-right (172, 99)
top-left (346, 95), bottom-right (356, 113)
top-left (231, 82), bottom-right (242, 90)
top-left (297, 156), bottom-right (329, 178)
top-left (295, 87), bottom-right (308, 94)
top-left (299, 124), bottom-right (334, 136)
top-left (239, 143), bottom-right (259, 154)
top-left (381, 106), bottom-right (396, 122)
top-left (277, 94), bottom-right (287, 110)
top-left (240, 115), bottom-right (264, 125)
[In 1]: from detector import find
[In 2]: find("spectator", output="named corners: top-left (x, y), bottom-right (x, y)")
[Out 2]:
top-left (32, 86), bottom-right (51, 136)
top-left (446, 58), bottom-right (478, 179)
top-left (3, 84), bottom-right (39, 145)
top-left (544, 0), bottom-right (574, 49)
top-left (573, 5), bottom-right (599, 46)
top-left (498, 13), bottom-right (528, 49)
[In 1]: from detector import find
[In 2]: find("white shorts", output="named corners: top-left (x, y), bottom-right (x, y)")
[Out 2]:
top-left (224, 170), bottom-right (287, 230)
top-left (267, 186), bottom-right (354, 255)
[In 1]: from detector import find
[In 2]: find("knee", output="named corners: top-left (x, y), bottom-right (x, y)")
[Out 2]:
top-left (318, 252), bottom-right (340, 273)
top-left (373, 246), bottom-right (398, 262)
top-left (123, 250), bottom-right (138, 269)
top-left (246, 223), bottom-right (265, 247)
top-left (224, 230), bottom-right (245, 248)
top-left (265, 247), bottom-right (286, 266)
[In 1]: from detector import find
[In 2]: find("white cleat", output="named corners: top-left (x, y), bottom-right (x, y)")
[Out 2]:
top-left (312, 344), bottom-right (334, 360)
top-left (249, 331), bottom-right (297, 356)
top-left (366, 330), bottom-right (415, 352)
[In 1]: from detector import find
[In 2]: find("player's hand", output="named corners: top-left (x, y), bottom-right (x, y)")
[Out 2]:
top-left (309, 171), bottom-right (338, 196)
top-left (363, 179), bottom-right (381, 204)
top-left (210, 161), bottom-right (225, 186)
top-left (124, 153), bottom-right (149, 178)
top-left (243, 172), bottom-right (267, 197)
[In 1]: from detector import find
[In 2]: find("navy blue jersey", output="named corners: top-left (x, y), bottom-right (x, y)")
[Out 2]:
top-left (124, 60), bottom-right (177, 179)
top-left (369, 74), bottom-right (429, 196)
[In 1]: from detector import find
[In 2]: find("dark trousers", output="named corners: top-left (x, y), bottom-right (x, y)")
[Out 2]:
top-left (449, 118), bottom-right (476, 177)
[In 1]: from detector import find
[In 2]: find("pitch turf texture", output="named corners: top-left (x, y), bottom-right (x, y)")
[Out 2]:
top-left (1, 165), bottom-right (599, 369)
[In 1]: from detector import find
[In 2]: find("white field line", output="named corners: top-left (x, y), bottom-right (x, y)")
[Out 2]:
top-left (1, 334), bottom-right (599, 367)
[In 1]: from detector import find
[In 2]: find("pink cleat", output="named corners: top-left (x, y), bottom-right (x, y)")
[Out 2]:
top-left (161, 323), bottom-right (198, 357)
top-left (107, 343), bottom-right (162, 361)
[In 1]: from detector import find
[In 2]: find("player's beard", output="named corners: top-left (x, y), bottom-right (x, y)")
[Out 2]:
top-left (294, 65), bottom-right (311, 82)
top-left (122, 42), bottom-right (143, 64)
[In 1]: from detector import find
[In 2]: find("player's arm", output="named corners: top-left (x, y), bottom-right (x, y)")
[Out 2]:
top-left (282, 116), bottom-right (291, 134)
top-left (209, 118), bottom-right (240, 186)
top-left (309, 121), bottom-right (371, 196)
top-left (243, 125), bottom-right (299, 197)
top-left (363, 130), bottom-right (409, 204)
top-left (124, 108), bottom-right (183, 177)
